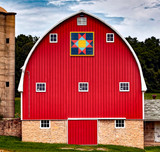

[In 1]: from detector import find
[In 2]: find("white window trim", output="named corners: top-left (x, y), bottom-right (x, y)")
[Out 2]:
top-left (77, 17), bottom-right (87, 26)
top-left (119, 82), bottom-right (130, 92)
top-left (36, 82), bottom-right (46, 92)
top-left (78, 82), bottom-right (89, 92)
top-left (106, 33), bottom-right (114, 43)
top-left (49, 33), bottom-right (58, 43)
top-left (40, 120), bottom-right (51, 129)
top-left (115, 120), bottom-right (125, 129)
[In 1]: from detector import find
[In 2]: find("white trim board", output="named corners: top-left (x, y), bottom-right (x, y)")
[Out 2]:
top-left (21, 92), bottom-right (23, 120)
top-left (142, 91), bottom-right (145, 120)
top-left (18, 10), bottom-right (147, 92)
top-left (68, 118), bottom-right (126, 120)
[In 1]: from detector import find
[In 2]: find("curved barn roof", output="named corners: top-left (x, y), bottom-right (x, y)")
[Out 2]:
top-left (18, 10), bottom-right (147, 92)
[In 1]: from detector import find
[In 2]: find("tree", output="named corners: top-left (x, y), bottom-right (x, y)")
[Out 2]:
top-left (15, 34), bottom-right (39, 96)
top-left (126, 36), bottom-right (160, 92)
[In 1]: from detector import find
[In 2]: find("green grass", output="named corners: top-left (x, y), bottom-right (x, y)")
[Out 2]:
top-left (144, 93), bottom-right (160, 100)
top-left (15, 97), bottom-right (20, 118)
top-left (145, 146), bottom-right (160, 152)
top-left (0, 136), bottom-right (145, 152)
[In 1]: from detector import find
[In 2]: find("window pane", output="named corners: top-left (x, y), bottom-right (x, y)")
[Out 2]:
top-left (79, 83), bottom-right (88, 91)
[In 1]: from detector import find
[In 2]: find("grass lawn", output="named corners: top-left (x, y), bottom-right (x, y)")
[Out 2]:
top-left (0, 136), bottom-right (145, 152)
top-left (144, 93), bottom-right (160, 100)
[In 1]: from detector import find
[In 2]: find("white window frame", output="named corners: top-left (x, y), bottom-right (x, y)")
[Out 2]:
top-left (106, 33), bottom-right (114, 43)
top-left (40, 120), bottom-right (50, 129)
top-left (119, 82), bottom-right (130, 92)
top-left (49, 33), bottom-right (58, 43)
top-left (115, 120), bottom-right (125, 128)
top-left (78, 82), bottom-right (89, 92)
top-left (77, 17), bottom-right (87, 26)
top-left (36, 82), bottom-right (46, 92)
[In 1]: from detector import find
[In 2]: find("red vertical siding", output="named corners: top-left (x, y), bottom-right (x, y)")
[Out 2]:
top-left (22, 14), bottom-right (142, 120)
top-left (68, 120), bottom-right (97, 145)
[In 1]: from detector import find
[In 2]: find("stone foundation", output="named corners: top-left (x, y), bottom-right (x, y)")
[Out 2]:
top-left (98, 120), bottom-right (144, 149)
top-left (22, 120), bottom-right (144, 148)
top-left (0, 118), bottom-right (21, 137)
top-left (22, 120), bottom-right (67, 143)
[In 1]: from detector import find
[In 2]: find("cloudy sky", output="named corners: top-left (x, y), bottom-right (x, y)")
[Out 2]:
top-left (1, 0), bottom-right (160, 41)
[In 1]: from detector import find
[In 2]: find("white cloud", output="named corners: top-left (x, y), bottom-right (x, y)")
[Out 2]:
top-left (0, 0), bottom-right (160, 40)
top-left (69, 0), bottom-right (160, 40)
top-left (48, 0), bottom-right (81, 6)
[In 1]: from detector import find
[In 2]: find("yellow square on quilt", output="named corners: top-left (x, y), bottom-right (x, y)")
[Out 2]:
top-left (78, 40), bottom-right (86, 48)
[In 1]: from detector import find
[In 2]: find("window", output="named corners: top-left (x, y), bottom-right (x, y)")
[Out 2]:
top-left (77, 17), bottom-right (87, 25)
top-left (40, 120), bottom-right (50, 129)
top-left (115, 120), bottom-right (125, 128)
top-left (50, 33), bottom-right (58, 43)
top-left (119, 82), bottom-right (129, 92)
top-left (6, 82), bottom-right (9, 87)
top-left (106, 33), bottom-right (114, 42)
top-left (78, 82), bottom-right (89, 92)
top-left (36, 83), bottom-right (46, 92)
top-left (6, 38), bottom-right (9, 43)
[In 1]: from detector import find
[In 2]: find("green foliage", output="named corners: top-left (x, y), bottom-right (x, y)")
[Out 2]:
top-left (15, 35), bottom-right (39, 97)
top-left (126, 36), bottom-right (160, 92)
top-left (144, 93), bottom-right (160, 100)
top-left (15, 97), bottom-right (21, 115)
top-left (0, 136), bottom-right (144, 152)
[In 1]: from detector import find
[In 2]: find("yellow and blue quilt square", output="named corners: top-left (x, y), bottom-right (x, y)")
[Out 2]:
top-left (70, 32), bottom-right (94, 56)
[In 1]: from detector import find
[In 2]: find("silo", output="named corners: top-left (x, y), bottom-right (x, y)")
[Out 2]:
top-left (0, 7), bottom-right (16, 118)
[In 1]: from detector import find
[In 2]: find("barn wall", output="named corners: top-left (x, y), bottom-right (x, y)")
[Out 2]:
top-left (22, 14), bottom-right (142, 120)
top-left (98, 120), bottom-right (144, 149)
top-left (22, 120), bottom-right (143, 148)
top-left (144, 121), bottom-right (155, 142)
top-left (22, 120), bottom-right (67, 143)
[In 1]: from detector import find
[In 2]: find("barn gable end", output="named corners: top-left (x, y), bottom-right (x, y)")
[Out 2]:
top-left (19, 11), bottom-right (146, 148)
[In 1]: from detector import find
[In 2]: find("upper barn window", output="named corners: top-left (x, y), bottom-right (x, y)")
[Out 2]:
top-left (77, 17), bottom-right (87, 25)
top-left (78, 82), bottom-right (89, 92)
top-left (36, 83), bottom-right (46, 92)
top-left (119, 82), bottom-right (129, 92)
top-left (50, 33), bottom-right (58, 43)
top-left (106, 33), bottom-right (114, 42)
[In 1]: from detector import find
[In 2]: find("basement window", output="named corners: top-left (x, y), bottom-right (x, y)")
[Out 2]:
top-left (119, 82), bottom-right (129, 92)
top-left (77, 17), bottom-right (87, 25)
top-left (40, 120), bottom-right (50, 129)
top-left (36, 83), bottom-right (46, 92)
top-left (115, 120), bottom-right (125, 128)
top-left (6, 38), bottom-right (9, 44)
top-left (78, 82), bottom-right (89, 92)
top-left (50, 33), bottom-right (58, 43)
top-left (106, 33), bottom-right (114, 42)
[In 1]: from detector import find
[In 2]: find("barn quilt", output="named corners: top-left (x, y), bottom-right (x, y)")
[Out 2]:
top-left (70, 32), bottom-right (94, 56)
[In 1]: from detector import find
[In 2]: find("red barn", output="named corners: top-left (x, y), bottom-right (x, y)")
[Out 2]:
top-left (18, 11), bottom-right (147, 148)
